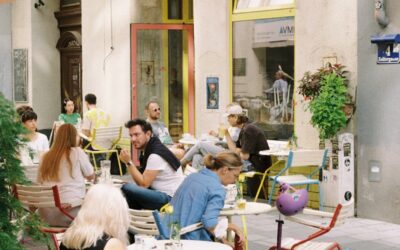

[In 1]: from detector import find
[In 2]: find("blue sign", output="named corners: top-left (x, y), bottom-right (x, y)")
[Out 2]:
top-left (371, 34), bottom-right (400, 64)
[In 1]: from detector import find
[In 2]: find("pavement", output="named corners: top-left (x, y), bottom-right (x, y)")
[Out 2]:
top-left (232, 208), bottom-right (400, 250)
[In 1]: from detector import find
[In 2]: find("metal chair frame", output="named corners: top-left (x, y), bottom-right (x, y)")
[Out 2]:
top-left (83, 126), bottom-right (123, 176)
top-left (13, 184), bottom-right (81, 250)
top-left (268, 149), bottom-right (328, 210)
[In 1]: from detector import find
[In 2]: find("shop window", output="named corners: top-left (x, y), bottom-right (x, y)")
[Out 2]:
top-left (232, 17), bottom-right (294, 139)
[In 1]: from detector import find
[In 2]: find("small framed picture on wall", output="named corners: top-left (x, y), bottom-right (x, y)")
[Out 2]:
top-left (206, 76), bottom-right (219, 109)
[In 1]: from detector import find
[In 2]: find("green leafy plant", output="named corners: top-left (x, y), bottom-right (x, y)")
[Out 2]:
top-left (0, 93), bottom-right (48, 249)
top-left (298, 64), bottom-right (352, 140)
top-left (309, 73), bottom-right (347, 139)
top-left (298, 64), bottom-right (348, 100)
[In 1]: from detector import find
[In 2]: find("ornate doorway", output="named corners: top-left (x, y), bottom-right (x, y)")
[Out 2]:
top-left (57, 31), bottom-right (82, 114)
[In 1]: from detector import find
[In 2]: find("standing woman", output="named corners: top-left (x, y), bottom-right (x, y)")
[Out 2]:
top-left (58, 98), bottom-right (81, 125)
top-left (37, 124), bottom-right (94, 227)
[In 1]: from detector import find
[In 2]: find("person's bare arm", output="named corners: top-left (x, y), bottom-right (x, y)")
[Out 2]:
top-left (81, 129), bottom-right (90, 137)
top-left (120, 149), bottom-right (159, 187)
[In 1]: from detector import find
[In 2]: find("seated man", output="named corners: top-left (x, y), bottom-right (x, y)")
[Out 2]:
top-left (167, 151), bottom-right (244, 248)
top-left (223, 111), bottom-right (271, 198)
top-left (180, 103), bottom-right (242, 170)
top-left (145, 100), bottom-right (185, 159)
top-left (119, 118), bottom-right (184, 210)
top-left (81, 93), bottom-right (111, 138)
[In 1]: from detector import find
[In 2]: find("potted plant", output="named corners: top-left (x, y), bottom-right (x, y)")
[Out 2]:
top-left (298, 64), bottom-right (354, 140)
top-left (0, 93), bottom-right (47, 249)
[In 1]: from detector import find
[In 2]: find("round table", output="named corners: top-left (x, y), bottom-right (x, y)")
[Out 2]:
top-left (220, 201), bottom-right (274, 217)
top-left (127, 239), bottom-right (231, 250)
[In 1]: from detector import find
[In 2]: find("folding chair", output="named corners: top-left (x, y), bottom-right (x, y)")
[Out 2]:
top-left (13, 184), bottom-right (82, 250)
top-left (270, 198), bottom-right (353, 250)
top-left (268, 149), bottom-right (328, 209)
top-left (83, 126), bottom-right (123, 176)
top-left (129, 209), bottom-right (159, 236)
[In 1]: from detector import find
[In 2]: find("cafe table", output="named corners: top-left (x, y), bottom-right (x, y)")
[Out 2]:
top-left (220, 202), bottom-right (275, 242)
top-left (220, 202), bottom-right (275, 221)
top-left (127, 239), bottom-right (231, 250)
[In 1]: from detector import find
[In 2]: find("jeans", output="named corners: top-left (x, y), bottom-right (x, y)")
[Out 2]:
top-left (121, 183), bottom-right (171, 210)
top-left (183, 141), bottom-right (225, 169)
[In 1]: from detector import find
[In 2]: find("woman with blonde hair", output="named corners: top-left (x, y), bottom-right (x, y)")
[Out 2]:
top-left (38, 123), bottom-right (94, 226)
top-left (60, 184), bottom-right (129, 250)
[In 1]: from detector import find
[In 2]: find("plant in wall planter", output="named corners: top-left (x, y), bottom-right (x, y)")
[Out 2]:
top-left (298, 64), bottom-right (354, 142)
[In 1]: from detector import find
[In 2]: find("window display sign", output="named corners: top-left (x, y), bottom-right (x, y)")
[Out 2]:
top-left (253, 17), bottom-right (294, 44)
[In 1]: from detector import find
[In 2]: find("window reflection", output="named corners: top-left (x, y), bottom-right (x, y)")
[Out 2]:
top-left (233, 18), bottom-right (294, 139)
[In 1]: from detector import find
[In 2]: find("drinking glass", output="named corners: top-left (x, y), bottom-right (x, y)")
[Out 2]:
top-left (100, 160), bottom-right (111, 183)
top-left (170, 222), bottom-right (181, 242)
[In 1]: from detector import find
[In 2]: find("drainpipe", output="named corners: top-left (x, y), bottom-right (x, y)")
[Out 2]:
top-left (375, 0), bottom-right (389, 28)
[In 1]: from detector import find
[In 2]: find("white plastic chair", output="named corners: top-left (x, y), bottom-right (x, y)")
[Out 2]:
top-left (129, 209), bottom-right (159, 236)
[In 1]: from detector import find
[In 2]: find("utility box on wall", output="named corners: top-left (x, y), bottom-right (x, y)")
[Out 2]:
top-left (371, 34), bottom-right (400, 64)
top-left (321, 133), bottom-right (355, 215)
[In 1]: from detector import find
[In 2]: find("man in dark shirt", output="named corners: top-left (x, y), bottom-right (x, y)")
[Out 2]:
top-left (224, 104), bottom-right (271, 198)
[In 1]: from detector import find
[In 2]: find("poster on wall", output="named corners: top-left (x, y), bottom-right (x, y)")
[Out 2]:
top-left (13, 49), bottom-right (28, 102)
top-left (206, 77), bottom-right (219, 109)
top-left (140, 61), bottom-right (155, 85)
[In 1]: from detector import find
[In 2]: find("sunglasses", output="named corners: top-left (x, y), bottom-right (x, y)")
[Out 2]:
top-left (153, 108), bottom-right (161, 112)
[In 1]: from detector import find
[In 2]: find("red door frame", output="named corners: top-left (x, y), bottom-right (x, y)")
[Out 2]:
top-left (130, 23), bottom-right (195, 133)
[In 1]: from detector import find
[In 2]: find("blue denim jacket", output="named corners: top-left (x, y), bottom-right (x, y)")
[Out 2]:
top-left (168, 168), bottom-right (226, 241)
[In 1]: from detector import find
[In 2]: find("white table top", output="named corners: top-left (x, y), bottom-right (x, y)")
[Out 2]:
top-left (259, 149), bottom-right (290, 156)
top-left (179, 136), bottom-right (220, 145)
top-left (127, 239), bottom-right (231, 250)
top-left (178, 138), bottom-right (198, 145)
top-left (220, 202), bottom-right (274, 216)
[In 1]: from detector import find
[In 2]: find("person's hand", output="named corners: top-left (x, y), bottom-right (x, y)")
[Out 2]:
top-left (119, 149), bottom-right (131, 164)
top-left (220, 127), bottom-right (229, 138)
top-left (209, 130), bottom-right (218, 137)
top-left (175, 143), bottom-right (184, 149)
top-left (228, 223), bottom-right (245, 247)
top-left (60, 203), bottom-right (72, 210)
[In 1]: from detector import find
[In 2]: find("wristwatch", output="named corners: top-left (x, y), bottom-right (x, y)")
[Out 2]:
top-left (126, 161), bottom-right (134, 167)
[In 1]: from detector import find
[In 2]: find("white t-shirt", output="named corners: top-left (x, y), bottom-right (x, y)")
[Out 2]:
top-left (228, 127), bottom-right (241, 143)
top-left (27, 132), bottom-right (49, 153)
top-left (146, 154), bottom-right (184, 197)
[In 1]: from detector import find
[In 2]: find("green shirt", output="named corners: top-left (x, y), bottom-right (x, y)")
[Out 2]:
top-left (58, 113), bottom-right (81, 125)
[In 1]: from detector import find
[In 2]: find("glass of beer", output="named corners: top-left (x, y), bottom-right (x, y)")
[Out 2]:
top-left (236, 198), bottom-right (247, 210)
top-left (218, 124), bottom-right (226, 140)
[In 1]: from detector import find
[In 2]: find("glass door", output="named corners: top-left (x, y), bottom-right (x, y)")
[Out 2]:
top-left (131, 24), bottom-right (194, 139)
